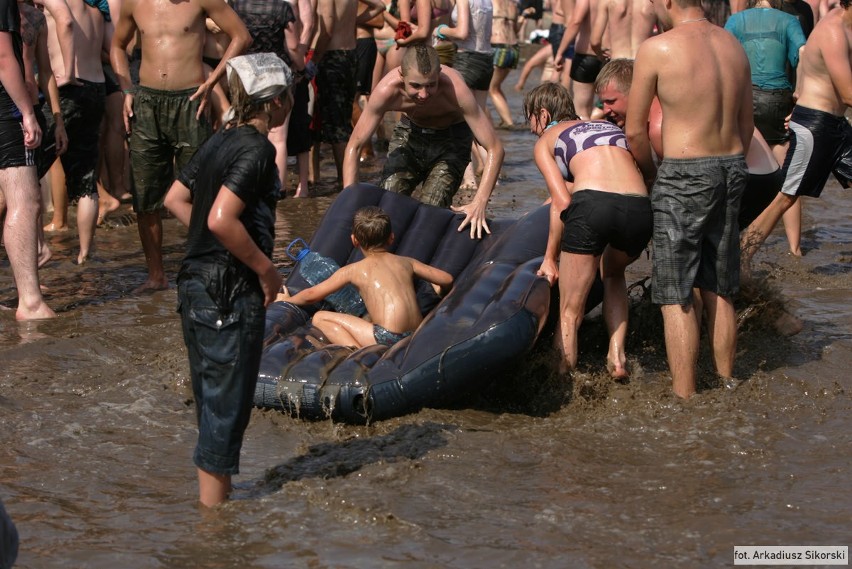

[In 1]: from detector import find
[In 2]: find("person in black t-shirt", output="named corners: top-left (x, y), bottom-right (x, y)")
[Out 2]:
top-left (164, 53), bottom-right (294, 508)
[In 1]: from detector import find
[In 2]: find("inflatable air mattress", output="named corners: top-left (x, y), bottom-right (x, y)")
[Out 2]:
top-left (255, 184), bottom-right (602, 423)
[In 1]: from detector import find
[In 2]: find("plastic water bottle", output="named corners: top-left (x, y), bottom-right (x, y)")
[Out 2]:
top-left (286, 238), bottom-right (366, 316)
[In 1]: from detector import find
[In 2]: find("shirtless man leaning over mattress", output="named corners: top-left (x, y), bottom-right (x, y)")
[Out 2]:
top-left (343, 44), bottom-right (504, 240)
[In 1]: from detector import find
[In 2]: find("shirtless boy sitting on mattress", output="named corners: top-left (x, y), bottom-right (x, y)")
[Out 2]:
top-left (278, 206), bottom-right (454, 348)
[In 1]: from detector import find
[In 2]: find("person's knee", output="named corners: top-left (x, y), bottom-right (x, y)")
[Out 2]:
top-left (777, 193), bottom-right (798, 212)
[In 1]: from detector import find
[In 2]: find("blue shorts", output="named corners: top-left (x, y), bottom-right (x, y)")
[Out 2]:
top-left (178, 274), bottom-right (266, 476)
top-left (548, 23), bottom-right (574, 60)
top-left (373, 324), bottom-right (411, 346)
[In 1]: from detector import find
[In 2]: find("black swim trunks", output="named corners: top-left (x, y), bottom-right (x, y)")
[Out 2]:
top-left (454, 50), bottom-right (494, 91)
top-left (739, 169), bottom-right (783, 229)
top-left (355, 37), bottom-right (378, 95)
top-left (0, 119), bottom-right (35, 171)
top-left (753, 87), bottom-right (794, 145)
top-left (560, 190), bottom-right (652, 257)
top-left (569, 53), bottom-right (603, 84)
top-left (287, 80), bottom-right (312, 156)
top-left (316, 49), bottom-right (357, 144)
top-left (45, 80), bottom-right (106, 201)
top-left (781, 104), bottom-right (852, 197)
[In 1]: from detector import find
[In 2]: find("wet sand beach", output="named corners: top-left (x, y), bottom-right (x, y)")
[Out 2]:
top-left (1, 67), bottom-right (850, 568)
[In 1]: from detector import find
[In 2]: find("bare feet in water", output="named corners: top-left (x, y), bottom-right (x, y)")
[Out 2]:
top-left (43, 222), bottom-right (68, 233)
top-left (294, 183), bottom-right (310, 198)
top-left (607, 359), bottom-right (630, 382)
top-left (774, 309), bottom-right (804, 336)
top-left (16, 301), bottom-right (56, 321)
top-left (132, 278), bottom-right (169, 294)
top-left (38, 242), bottom-right (52, 269)
top-left (97, 195), bottom-right (122, 225)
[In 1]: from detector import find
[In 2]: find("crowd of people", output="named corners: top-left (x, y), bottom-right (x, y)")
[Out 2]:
top-left (1, 0), bottom-right (851, 511)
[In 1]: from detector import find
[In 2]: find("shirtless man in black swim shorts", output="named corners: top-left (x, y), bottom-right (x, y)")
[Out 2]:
top-left (740, 0), bottom-right (852, 277)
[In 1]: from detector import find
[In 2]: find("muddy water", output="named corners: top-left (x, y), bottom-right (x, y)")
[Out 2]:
top-left (1, 75), bottom-right (850, 568)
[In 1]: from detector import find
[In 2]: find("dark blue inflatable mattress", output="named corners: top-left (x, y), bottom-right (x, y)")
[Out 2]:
top-left (255, 184), bottom-right (602, 423)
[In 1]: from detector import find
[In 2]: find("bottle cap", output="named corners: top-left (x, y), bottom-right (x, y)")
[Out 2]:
top-left (286, 238), bottom-right (310, 261)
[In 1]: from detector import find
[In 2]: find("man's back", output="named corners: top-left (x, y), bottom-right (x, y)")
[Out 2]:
top-left (645, 21), bottom-right (752, 158)
top-left (795, 6), bottom-right (852, 115)
top-left (316, 0), bottom-right (358, 52)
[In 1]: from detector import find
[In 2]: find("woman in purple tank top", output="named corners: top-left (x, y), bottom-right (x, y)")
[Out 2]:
top-left (524, 82), bottom-right (652, 381)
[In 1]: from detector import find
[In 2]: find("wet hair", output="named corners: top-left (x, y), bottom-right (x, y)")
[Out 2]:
top-left (594, 58), bottom-right (634, 95)
top-left (522, 83), bottom-right (578, 123)
top-left (401, 44), bottom-right (440, 76)
top-left (746, 0), bottom-right (782, 7)
top-left (227, 71), bottom-right (293, 125)
top-left (353, 206), bottom-right (392, 249)
top-left (842, 0), bottom-right (851, 9)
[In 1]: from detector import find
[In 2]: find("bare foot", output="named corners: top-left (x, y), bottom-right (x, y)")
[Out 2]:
top-left (513, 82), bottom-right (524, 92)
top-left (43, 222), bottom-right (68, 233)
top-left (77, 252), bottom-right (89, 265)
top-left (607, 359), bottom-right (630, 382)
top-left (789, 248), bottom-right (802, 257)
top-left (97, 196), bottom-right (121, 225)
top-left (132, 278), bottom-right (169, 294)
top-left (774, 310), bottom-right (803, 337)
top-left (38, 242), bottom-right (52, 269)
top-left (16, 302), bottom-right (56, 321)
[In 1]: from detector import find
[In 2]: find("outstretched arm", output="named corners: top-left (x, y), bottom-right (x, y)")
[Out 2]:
top-left (533, 135), bottom-right (571, 285)
top-left (279, 267), bottom-right (351, 305)
top-left (454, 73), bottom-right (504, 239)
top-left (411, 259), bottom-right (454, 295)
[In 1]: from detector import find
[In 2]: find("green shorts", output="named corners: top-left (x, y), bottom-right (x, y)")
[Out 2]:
top-left (380, 117), bottom-right (474, 207)
top-left (129, 86), bottom-right (212, 213)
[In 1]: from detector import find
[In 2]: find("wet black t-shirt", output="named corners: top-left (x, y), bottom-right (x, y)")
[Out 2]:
top-left (0, 0), bottom-right (25, 120)
top-left (178, 124), bottom-right (281, 263)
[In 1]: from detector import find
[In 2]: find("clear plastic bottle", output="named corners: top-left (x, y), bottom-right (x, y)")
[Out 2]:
top-left (286, 238), bottom-right (366, 316)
